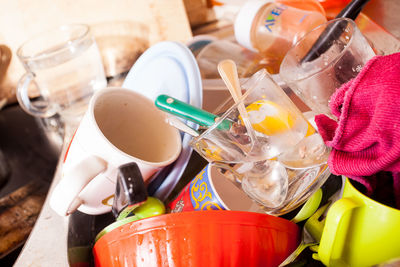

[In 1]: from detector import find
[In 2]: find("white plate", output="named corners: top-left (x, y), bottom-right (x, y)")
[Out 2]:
top-left (122, 41), bottom-right (202, 200)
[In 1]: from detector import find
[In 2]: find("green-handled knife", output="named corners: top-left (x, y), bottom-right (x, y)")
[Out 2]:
top-left (155, 95), bottom-right (231, 130)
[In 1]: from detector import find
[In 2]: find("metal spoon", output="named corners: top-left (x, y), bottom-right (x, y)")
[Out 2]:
top-left (217, 59), bottom-right (275, 159)
top-left (279, 201), bottom-right (331, 266)
top-left (217, 59), bottom-right (257, 147)
top-left (217, 60), bottom-right (288, 208)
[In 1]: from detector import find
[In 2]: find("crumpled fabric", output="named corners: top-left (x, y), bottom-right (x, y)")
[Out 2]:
top-left (315, 52), bottom-right (400, 208)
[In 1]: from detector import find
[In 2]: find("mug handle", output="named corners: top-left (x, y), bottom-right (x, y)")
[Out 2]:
top-left (318, 198), bottom-right (360, 266)
top-left (16, 72), bottom-right (56, 117)
top-left (50, 155), bottom-right (107, 216)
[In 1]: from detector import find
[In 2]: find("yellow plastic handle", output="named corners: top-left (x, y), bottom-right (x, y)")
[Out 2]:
top-left (318, 198), bottom-right (360, 266)
top-left (291, 188), bottom-right (323, 224)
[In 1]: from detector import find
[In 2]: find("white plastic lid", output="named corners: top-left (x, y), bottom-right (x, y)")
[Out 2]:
top-left (122, 41), bottom-right (202, 201)
top-left (234, 0), bottom-right (272, 51)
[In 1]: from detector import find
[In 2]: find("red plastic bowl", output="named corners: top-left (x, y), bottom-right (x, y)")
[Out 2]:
top-left (93, 210), bottom-right (300, 267)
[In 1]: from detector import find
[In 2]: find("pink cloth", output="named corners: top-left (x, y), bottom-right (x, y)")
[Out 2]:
top-left (315, 52), bottom-right (400, 208)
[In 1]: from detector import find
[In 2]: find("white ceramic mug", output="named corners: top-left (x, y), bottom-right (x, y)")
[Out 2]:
top-left (50, 87), bottom-right (182, 216)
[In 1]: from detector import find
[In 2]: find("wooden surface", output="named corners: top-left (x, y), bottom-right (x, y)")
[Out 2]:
top-left (183, 0), bottom-right (217, 28)
top-left (0, 0), bottom-right (192, 104)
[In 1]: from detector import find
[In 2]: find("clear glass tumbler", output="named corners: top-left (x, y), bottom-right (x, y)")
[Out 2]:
top-left (279, 18), bottom-right (375, 118)
top-left (16, 24), bottom-right (107, 130)
top-left (190, 69), bottom-right (331, 215)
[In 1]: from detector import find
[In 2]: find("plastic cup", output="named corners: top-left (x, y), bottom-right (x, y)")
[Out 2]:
top-left (280, 18), bottom-right (375, 118)
top-left (190, 69), bottom-right (331, 215)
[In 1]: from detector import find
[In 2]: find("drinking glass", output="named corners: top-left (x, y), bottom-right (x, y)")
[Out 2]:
top-left (279, 18), bottom-right (375, 118)
top-left (16, 24), bottom-right (107, 130)
top-left (190, 69), bottom-right (331, 215)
